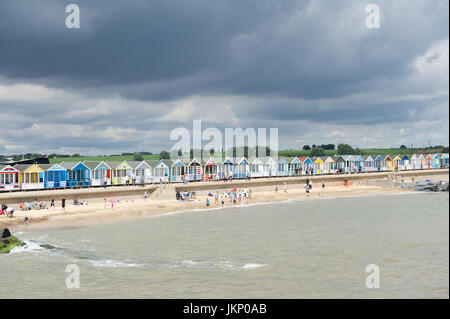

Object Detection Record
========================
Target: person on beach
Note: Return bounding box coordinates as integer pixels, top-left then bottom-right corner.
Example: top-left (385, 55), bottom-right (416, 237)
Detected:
top-left (144, 191), bottom-right (148, 199)
top-left (6, 207), bottom-right (14, 218)
top-left (61, 198), bottom-right (66, 211)
top-left (50, 199), bottom-right (55, 208)
top-left (275, 186), bottom-right (278, 192)
top-left (305, 183), bottom-right (310, 196)
top-left (214, 192), bottom-right (219, 205)
top-left (206, 198), bottom-right (210, 207)
top-left (283, 182), bottom-right (287, 193)
top-left (221, 196), bottom-right (225, 205)
top-left (322, 182), bottom-right (325, 191)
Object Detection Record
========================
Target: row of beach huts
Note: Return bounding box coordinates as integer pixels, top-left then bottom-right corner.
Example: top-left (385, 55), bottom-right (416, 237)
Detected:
top-left (0, 153), bottom-right (448, 191)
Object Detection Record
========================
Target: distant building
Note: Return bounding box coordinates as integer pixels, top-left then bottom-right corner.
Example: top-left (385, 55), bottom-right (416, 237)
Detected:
top-left (0, 157), bottom-right (50, 166)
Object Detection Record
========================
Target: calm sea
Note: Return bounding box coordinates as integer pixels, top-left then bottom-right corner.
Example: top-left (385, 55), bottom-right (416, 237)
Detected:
top-left (1, 192), bottom-right (448, 298)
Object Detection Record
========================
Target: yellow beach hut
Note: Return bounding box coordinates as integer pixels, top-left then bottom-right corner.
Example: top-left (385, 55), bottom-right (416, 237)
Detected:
top-left (384, 155), bottom-right (393, 171)
top-left (313, 157), bottom-right (324, 175)
top-left (15, 164), bottom-right (45, 190)
top-left (393, 155), bottom-right (402, 171)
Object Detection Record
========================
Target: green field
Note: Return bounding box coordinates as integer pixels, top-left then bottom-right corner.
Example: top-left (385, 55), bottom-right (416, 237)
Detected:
top-left (49, 154), bottom-right (160, 164)
top-left (44, 147), bottom-right (446, 164)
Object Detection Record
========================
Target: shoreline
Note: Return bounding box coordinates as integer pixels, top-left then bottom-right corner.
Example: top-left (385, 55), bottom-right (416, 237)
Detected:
top-left (2, 184), bottom-right (419, 231)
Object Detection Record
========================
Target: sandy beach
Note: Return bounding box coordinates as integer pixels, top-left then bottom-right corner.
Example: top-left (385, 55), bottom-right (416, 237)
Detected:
top-left (1, 169), bottom-right (448, 230)
top-left (0, 183), bottom-right (413, 230)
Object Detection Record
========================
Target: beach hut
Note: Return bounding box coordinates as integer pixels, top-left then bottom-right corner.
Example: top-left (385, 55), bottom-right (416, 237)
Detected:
top-left (151, 160), bottom-right (171, 183)
top-left (440, 154), bottom-right (449, 168)
top-left (363, 156), bottom-right (374, 172)
top-left (355, 155), bottom-right (364, 172)
top-left (186, 158), bottom-right (202, 181)
top-left (277, 157), bottom-right (289, 176)
top-left (220, 157), bottom-right (235, 180)
top-left (401, 155), bottom-right (410, 170)
top-left (418, 154), bottom-right (425, 169)
top-left (301, 157), bottom-right (313, 174)
top-left (289, 157), bottom-right (302, 176)
top-left (332, 156), bottom-right (345, 173)
top-left (106, 161), bottom-right (133, 185)
top-left (313, 157), bottom-right (324, 175)
top-left (61, 162), bottom-right (91, 187)
top-left (15, 164), bottom-right (45, 190)
top-left (0, 165), bottom-right (20, 191)
top-left (425, 154), bottom-right (433, 169)
top-left (43, 163), bottom-right (68, 189)
top-left (170, 159), bottom-right (186, 182)
top-left (126, 161), bottom-right (152, 185)
top-left (323, 156), bottom-right (334, 174)
top-left (202, 158), bottom-right (218, 180)
top-left (235, 157), bottom-right (249, 179)
top-left (383, 155), bottom-right (393, 171)
top-left (410, 154), bottom-right (418, 170)
top-left (342, 155), bottom-right (355, 173)
top-left (374, 155), bottom-right (383, 171)
top-left (84, 161), bottom-right (112, 186)
top-left (393, 155), bottom-right (402, 171)
top-left (250, 158), bottom-right (264, 178)
top-left (263, 157), bottom-right (278, 177)
top-left (432, 154), bottom-right (440, 169)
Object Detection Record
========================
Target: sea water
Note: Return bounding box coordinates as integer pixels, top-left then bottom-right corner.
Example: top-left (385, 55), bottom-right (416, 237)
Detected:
top-left (1, 192), bottom-right (448, 298)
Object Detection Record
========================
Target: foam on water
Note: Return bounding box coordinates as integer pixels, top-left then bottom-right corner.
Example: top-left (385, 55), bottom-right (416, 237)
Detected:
top-left (9, 240), bottom-right (46, 254)
top-left (89, 259), bottom-right (145, 268)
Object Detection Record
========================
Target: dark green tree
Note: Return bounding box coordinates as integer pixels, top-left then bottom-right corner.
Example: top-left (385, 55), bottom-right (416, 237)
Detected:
top-left (133, 152), bottom-right (144, 161)
top-left (311, 147), bottom-right (326, 157)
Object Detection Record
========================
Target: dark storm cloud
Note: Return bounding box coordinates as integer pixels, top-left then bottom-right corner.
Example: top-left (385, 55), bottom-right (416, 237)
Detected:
top-left (0, 0), bottom-right (448, 153)
top-left (1, 0), bottom-right (445, 99)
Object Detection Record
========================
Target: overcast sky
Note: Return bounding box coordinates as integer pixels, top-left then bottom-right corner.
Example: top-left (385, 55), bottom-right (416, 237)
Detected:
top-left (0, 0), bottom-right (448, 155)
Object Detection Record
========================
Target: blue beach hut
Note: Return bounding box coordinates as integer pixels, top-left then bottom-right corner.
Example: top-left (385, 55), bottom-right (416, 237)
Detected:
top-left (235, 157), bottom-right (249, 178)
top-left (61, 162), bottom-right (91, 187)
top-left (43, 164), bottom-right (68, 189)
top-left (374, 155), bottom-right (383, 171)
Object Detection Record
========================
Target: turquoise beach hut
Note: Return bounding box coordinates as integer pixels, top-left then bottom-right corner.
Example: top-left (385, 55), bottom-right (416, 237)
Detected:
top-left (289, 157), bottom-right (302, 176)
top-left (170, 159), bottom-right (186, 182)
top-left (440, 154), bottom-right (449, 168)
top-left (277, 157), bottom-right (289, 176)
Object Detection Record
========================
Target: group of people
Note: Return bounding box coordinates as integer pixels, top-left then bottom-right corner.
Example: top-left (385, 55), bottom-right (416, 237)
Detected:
top-left (274, 182), bottom-right (288, 193)
top-left (0, 203), bottom-right (14, 217)
top-left (19, 199), bottom-right (47, 211)
top-left (205, 186), bottom-right (252, 207)
top-left (176, 190), bottom-right (197, 201)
